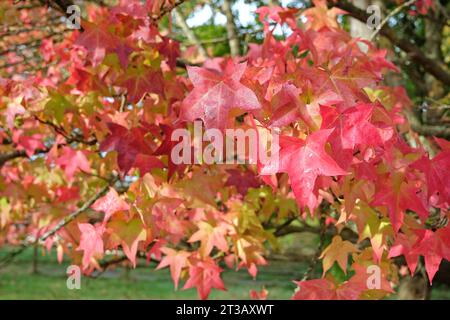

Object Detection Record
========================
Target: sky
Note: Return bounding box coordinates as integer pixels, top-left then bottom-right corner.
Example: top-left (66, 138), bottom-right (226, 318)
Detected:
top-left (186, 0), bottom-right (303, 28)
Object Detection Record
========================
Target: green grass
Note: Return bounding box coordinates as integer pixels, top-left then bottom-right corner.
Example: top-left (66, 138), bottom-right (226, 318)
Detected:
top-left (0, 248), bottom-right (302, 299)
top-left (1, 247), bottom-right (449, 299)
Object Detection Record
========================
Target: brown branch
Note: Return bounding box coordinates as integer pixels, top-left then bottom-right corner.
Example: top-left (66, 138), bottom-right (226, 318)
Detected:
top-left (39, 179), bottom-right (116, 242)
top-left (404, 108), bottom-right (450, 139)
top-left (0, 16), bottom-right (63, 39)
top-left (176, 58), bottom-right (200, 68)
top-left (0, 31), bottom-right (68, 55)
top-left (369, 0), bottom-right (416, 41)
top-left (37, 0), bottom-right (74, 16)
top-left (0, 147), bottom-right (49, 168)
top-left (274, 225), bottom-right (320, 237)
top-left (34, 116), bottom-right (98, 146)
top-left (0, 128), bottom-right (96, 169)
top-left (328, 0), bottom-right (450, 86)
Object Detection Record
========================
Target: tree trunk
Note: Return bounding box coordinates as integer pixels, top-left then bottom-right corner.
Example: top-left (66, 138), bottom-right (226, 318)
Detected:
top-left (173, 7), bottom-right (208, 60)
top-left (349, 0), bottom-right (372, 40)
top-left (222, 0), bottom-right (240, 57)
top-left (424, 6), bottom-right (445, 99)
top-left (397, 275), bottom-right (431, 300)
top-left (31, 243), bottom-right (39, 274)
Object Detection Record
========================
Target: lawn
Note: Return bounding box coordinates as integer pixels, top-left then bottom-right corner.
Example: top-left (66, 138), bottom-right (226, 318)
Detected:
top-left (0, 247), bottom-right (302, 299)
top-left (1, 247), bottom-right (449, 300)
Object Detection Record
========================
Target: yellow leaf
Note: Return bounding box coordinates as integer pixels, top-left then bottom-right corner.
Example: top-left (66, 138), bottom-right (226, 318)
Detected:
top-left (320, 235), bottom-right (358, 275)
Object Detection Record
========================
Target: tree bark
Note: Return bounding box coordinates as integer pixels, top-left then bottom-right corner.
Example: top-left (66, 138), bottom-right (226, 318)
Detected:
top-left (424, 6), bottom-right (445, 99)
top-left (222, 0), bottom-right (240, 57)
top-left (349, 0), bottom-right (371, 40)
top-left (397, 275), bottom-right (431, 300)
top-left (173, 7), bottom-right (208, 59)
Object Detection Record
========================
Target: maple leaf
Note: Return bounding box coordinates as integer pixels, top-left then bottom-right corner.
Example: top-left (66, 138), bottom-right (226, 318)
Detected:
top-left (256, 5), bottom-right (299, 32)
top-left (263, 129), bottom-right (347, 211)
top-left (55, 186), bottom-right (80, 202)
top-left (132, 154), bottom-right (165, 176)
top-left (75, 20), bottom-right (118, 66)
top-left (156, 247), bottom-right (191, 289)
top-left (54, 147), bottom-right (91, 181)
top-left (249, 287), bottom-right (269, 300)
top-left (177, 168), bottom-right (225, 207)
top-left (293, 267), bottom-right (389, 300)
top-left (320, 103), bottom-right (382, 150)
top-left (180, 60), bottom-right (261, 131)
top-left (306, 58), bottom-right (378, 106)
top-left (388, 232), bottom-right (421, 275)
top-left (412, 150), bottom-right (450, 203)
top-left (346, 263), bottom-right (394, 296)
top-left (188, 221), bottom-right (229, 257)
top-left (118, 65), bottom-right (164, 103)
top-left (91, 187), bottom-right (130, 223)
top-left (293, 278), bottom-right (363, 300)
top-left (320, 235), bottom-right (358, 275)
top-left (268, 83), bottom-right (304, 128)
top-left (355, 205), bottom-right (392, 263)
top-left (302, 0), bottom-right (347, 30)
top-left (100, 122), bottom-right (163, 174)
top-left (293, 279), bottom-right (336, 300)
top-left (183, 257), bottom-right (226, 300)
top-left (12, 132), bottom-right (45, 158)
top-left (410, 227), bottom-right (450, 284)
top-left (372, 174), bottom-right (429, 233)
top-left (434, 137), bottom-right (450, 151)
top-left (303, 89), bottom-right (343, 130)
top-left (5, 96), bottom-right (26, 129)
top-left (113, 39), bottom-right (134, 69)
top-left (153, 124), bottom-right (190, 178)
top-left (225, 169), bottom-right (261, 196)
top-left (77, 223), bottom-right (105, 270)
top-left (108, 218), bottom-right (147, 267)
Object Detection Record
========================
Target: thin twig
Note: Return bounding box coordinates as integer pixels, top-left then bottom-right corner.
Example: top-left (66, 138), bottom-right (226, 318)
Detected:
top-left (370, 0), bottom-right (416, 41)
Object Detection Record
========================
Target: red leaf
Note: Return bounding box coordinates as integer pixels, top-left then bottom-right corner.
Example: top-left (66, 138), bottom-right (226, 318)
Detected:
top-left (77, 223), bottom-right (105, 270)
top-left (156, 247), bottom-right (191, 289)
top-left (264, 129), bottom-right (347, 211)
top-left (183, 257), bottom-right (225, 300)
top-left (75, 20), bottom-right (118, 66)
top-left (411, 226), bottom-right (450, 284)
top-left (92, 187), bottom-right (130, 223)
top-left (100, 122), bottom-right (159, 174)
top-left (321, 103), bottom-right (382, 150)
top-left (372, 175), bottom-right (429, 233)
top-left (180, 59), bottom-right (261, 131)
top-left (55, 147), bottom-right (91, 181)
top-left (118, 67), bottom-right (164, 103)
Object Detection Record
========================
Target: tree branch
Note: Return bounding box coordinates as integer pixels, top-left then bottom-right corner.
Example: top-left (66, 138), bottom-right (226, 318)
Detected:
top-left (404, 108), bottom-right (450, 139)
top-left (151, 0), bottom-right (186, 22)
top-left (0, 176), bottom-right (118, 269)
top-left (369, 0), bottom-right (415, 41)
top-left (0, 147), bottom-right (49, 168)
top-left (328, 0), bottom-right (450, 86)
